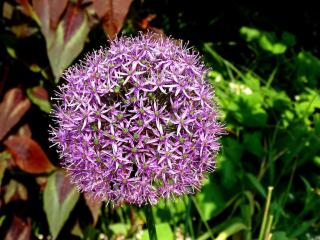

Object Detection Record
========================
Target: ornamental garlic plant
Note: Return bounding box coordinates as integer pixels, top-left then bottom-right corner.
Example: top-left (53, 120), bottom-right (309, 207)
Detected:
top-left (50, 33), bottom-right (223, 206)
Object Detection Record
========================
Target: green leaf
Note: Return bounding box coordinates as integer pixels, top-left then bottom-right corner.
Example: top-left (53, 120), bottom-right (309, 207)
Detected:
top-left (281, 32), bottom-right (296, 47)
top-left (109, 223), bottom-right (130, 235)
top-left (34, 4), bottom-right (90, 82)
top-left (0, 215), bottom-right (6, 227)
top-left (29, 64), bottom-right (42, 72)
top-left (245, 173), bottom-right (266, 197)
top-left (219, 138), bottom-right (243, 189)
top-left (289, 218), bottom-right (317, 238)
top-left (6, 47), bottom-right (17, 58)
top-left (294, 89), bottom-right (320, 118)
top-left (240, 27), bottom-right (261, 42)
top-left (295, 51), bottom-right (320, 88)
top-left (227, 87), bottom-right (268, 127)
top-left (314, 113), bottom-right (320, 134)
top-left (272, 231), bottom-right (289, 240)
top-left (0, 152), bottom-right (10, 187)
top-left (154, 203), bottom-right (171, 223)
top-left (71, 221), bottom-right (83, 238)
top-left (0, 161), bottom-right (6, 187)
top-left (243, 132), bottom-right (264, 157)
top-left (27, 87), bottom-right (51, 113)
top-left (313, 156), bottom-right (320, 168)
top-left (261, 87), bottom-right (291, 111)
top-left (44, 170), bottom-right (80, 240)
top-left (300, 176), bottom-right (315, 211)
top-left (197, 217), bottom-right (244, 240)
top-left (195, 178), bottom-right (226, 221)
top-left (155, 198), bottom-right (186, 223)
top-left (259, 35), bottom-right (287, 54)
top-left (243, 73), bottom-right (260, 91)
top-left (141, 223), bottom-right (173, 240)
top-left (240, 204), bottom-right (253, 237)
top-left (233, 99), bottom-right (268, 127)
top-left (215, 222), bottom-right (248, 240)
top-left (247, 108), bottom-right (268, 127)
top-left (48, 13), bottom-right (89, 81)
top-left (240, 26), bottom-right (289, 54)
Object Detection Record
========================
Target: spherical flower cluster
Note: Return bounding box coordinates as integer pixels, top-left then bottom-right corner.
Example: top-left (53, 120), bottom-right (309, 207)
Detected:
top-left (50, 33), bottom-right (223, 206)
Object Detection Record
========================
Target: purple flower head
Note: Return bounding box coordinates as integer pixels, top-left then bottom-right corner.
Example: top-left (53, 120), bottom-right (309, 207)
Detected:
top-left (49, 32), bottom-right (223, 206)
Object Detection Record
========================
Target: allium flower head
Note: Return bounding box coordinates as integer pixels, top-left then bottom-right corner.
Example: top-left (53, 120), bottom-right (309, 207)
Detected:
top-left (50, 33), bottom-right (223, 206)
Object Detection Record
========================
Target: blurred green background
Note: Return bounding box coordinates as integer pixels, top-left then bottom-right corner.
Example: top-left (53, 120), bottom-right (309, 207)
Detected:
top-left (0, 0), bottom-right (319, 239)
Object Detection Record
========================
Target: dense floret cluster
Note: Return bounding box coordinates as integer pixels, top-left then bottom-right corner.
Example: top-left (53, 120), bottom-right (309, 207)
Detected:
top-left (50, 33), bottom-right (222, 205)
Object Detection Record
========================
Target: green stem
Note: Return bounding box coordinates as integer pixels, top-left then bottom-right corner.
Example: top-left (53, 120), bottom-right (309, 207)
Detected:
top-left (275, 157), bottom-right (297, 225)
top-left (258, 186), bottom-right (273, 240)
top-left (144, 205), bottom-right (158, 240)
top-left (265, 214), bottom-right (274, 240)
top-left (184, 196), bottom-right (195, 240)
top-left (191, 196), bottom-right (215, 240)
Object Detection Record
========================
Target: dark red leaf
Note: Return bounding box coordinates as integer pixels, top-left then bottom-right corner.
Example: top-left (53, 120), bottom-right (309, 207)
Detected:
top-left (93, 0), bottom-right (133, 38)
top-left (49, 0), bottom-right (69, 29)
top-left (3, 2), bottom-right (14, 19)
top-left (27, 86), bottom-right (51, 113)
top-left (92, 0), bottom-right (109, 18)
top-left (32, 0), bottom-right (50, 37)
top-left (17, 0), bottom-right (36, 18)
top-left (9, 24), bottom-right (37, 38)
top-left (55, 170), bottom-right (74, 203)
top-left (63, 4), bottom-right (85, 42)
top-left (84, 192), bottom-right (101, 225)
top-left (16, 124), bottom-right (32, 138)
top-left (0, 88), bottom-right (31, 141)
top-left (138, 14), bottom-right (163, 34)
top-left (4, 216), bottom-right (31, 240)
top-left (32, 0), bottom-right (68, 30)
top-left (4, 136), bottom-right (55, 174)
top-left (3, 180), bottom-right (28, 204)
top-left (29, 86), bottom-right (49, 100)
top-left (36, 176), bottom-right (48, 192)
top-left (139, 14), bottom-right (156, 29)
top-left (30, 0), bottom-right (90, 80)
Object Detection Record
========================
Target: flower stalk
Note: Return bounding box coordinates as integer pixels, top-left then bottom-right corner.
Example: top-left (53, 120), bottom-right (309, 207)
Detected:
top-left (144, 205), bottom-right (158, 240)
top-left (258, 186), bottom-right (274, 240)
